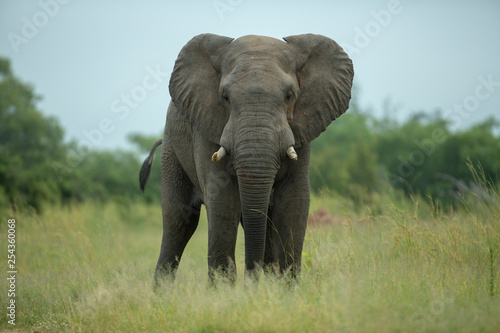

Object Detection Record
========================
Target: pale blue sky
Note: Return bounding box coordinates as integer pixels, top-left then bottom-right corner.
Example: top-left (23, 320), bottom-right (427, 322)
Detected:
top-left (1, 0), bottom-right (499, 149)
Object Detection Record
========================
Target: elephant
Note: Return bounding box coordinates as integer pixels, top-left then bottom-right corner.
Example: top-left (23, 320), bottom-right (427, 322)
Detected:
top-left (140, 33), bottom-right (354, 284)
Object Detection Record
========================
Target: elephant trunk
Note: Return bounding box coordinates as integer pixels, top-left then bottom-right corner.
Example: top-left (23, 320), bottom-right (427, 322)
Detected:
top-left (237, 168), bottom-right (275, 277)
top-left (236, 153), bottom-right (278, 279)
top-left (232, 119), bottom-right (281, 278)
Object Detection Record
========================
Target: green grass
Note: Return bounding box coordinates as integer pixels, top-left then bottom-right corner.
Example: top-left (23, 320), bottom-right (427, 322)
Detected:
top-left (1, 190), bottom-right (499, 332)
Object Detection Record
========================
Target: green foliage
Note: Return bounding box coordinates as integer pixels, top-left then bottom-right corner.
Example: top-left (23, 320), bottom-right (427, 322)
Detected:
top-left (54, 135), bottom-right (162, 205)
top-left (0, 58), bottom-right (163, 211)
top-left (376, 114), bottom-right (500, 205)
top-left (310, 108), bottom-right (500, 209)
top-left (1, 55), bottom-right (499, 212)
top-left (77, 150), bottom-right (141, 202)
top-left (376, 113), bottom-right (452, 196)
top-left (0, 58), bottom-right (66, 211)
top-left (310, 110), bottom-right (383, 209)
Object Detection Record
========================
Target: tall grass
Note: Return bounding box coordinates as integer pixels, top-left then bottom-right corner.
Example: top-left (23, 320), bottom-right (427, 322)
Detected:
top-left (1, 177), bottom-right (499, 332)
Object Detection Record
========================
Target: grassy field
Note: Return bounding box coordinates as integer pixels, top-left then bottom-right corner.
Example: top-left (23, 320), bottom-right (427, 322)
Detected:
top-left (1, 189), bottom-right (499, 332)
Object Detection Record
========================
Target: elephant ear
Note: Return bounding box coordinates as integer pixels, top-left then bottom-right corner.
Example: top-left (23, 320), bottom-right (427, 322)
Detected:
top-left (169, 34), bottom-right (234, 144)
top-left (284, 34), bottom-right (354, 147)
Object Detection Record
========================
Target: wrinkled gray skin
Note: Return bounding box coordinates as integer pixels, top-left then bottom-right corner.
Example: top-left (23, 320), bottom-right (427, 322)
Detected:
top-left (140, 33), bottom-right (353, 284)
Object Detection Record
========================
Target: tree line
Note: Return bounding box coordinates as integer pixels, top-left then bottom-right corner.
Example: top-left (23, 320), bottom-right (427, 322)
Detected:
top-left (1, 58), bottom-right (499, 212)
top-left (310, 109), bottom-right (500, 209)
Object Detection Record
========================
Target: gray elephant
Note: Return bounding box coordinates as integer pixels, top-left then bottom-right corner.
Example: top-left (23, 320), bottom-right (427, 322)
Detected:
top-left (140, 33), bottom-right (354, 283)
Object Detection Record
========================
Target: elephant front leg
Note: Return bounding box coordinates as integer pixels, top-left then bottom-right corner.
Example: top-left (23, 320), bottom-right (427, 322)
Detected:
top-left (205, 183), bottom-right (241, 285)
top-left (269, 168), bottom-right (311, 280)
top-left (263, 219), bottom-right (279, 274)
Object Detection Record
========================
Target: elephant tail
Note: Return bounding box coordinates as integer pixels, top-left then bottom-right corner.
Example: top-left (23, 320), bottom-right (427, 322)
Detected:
top-left (139, 139), bottom-right (162, 192)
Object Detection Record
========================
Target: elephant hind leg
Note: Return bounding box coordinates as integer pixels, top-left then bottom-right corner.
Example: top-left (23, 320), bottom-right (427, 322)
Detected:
top-left (154, 146), bottom-right (202, 287)
top-left (154, 199), bottom-right (200, 285)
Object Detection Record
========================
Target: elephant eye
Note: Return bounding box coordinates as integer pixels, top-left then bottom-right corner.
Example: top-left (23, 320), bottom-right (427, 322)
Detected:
top-left (285, 90), bottom-right (294, 103)
top-left (222, 92), bottom-right (230, 103)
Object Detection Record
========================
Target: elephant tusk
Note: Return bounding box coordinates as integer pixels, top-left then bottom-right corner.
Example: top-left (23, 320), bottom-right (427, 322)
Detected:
top-left (212, 146), bottom-right (227, 162)
top-left (287, 146), bottom-right (298, 161)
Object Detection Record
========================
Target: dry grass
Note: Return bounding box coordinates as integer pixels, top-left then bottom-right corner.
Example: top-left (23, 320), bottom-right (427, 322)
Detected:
top-left (1, 183), bottom-right (499, 332)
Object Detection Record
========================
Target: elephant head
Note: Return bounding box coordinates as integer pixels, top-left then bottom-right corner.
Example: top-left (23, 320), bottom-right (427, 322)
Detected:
top-left (169, 33), bottom-right (354, 274)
